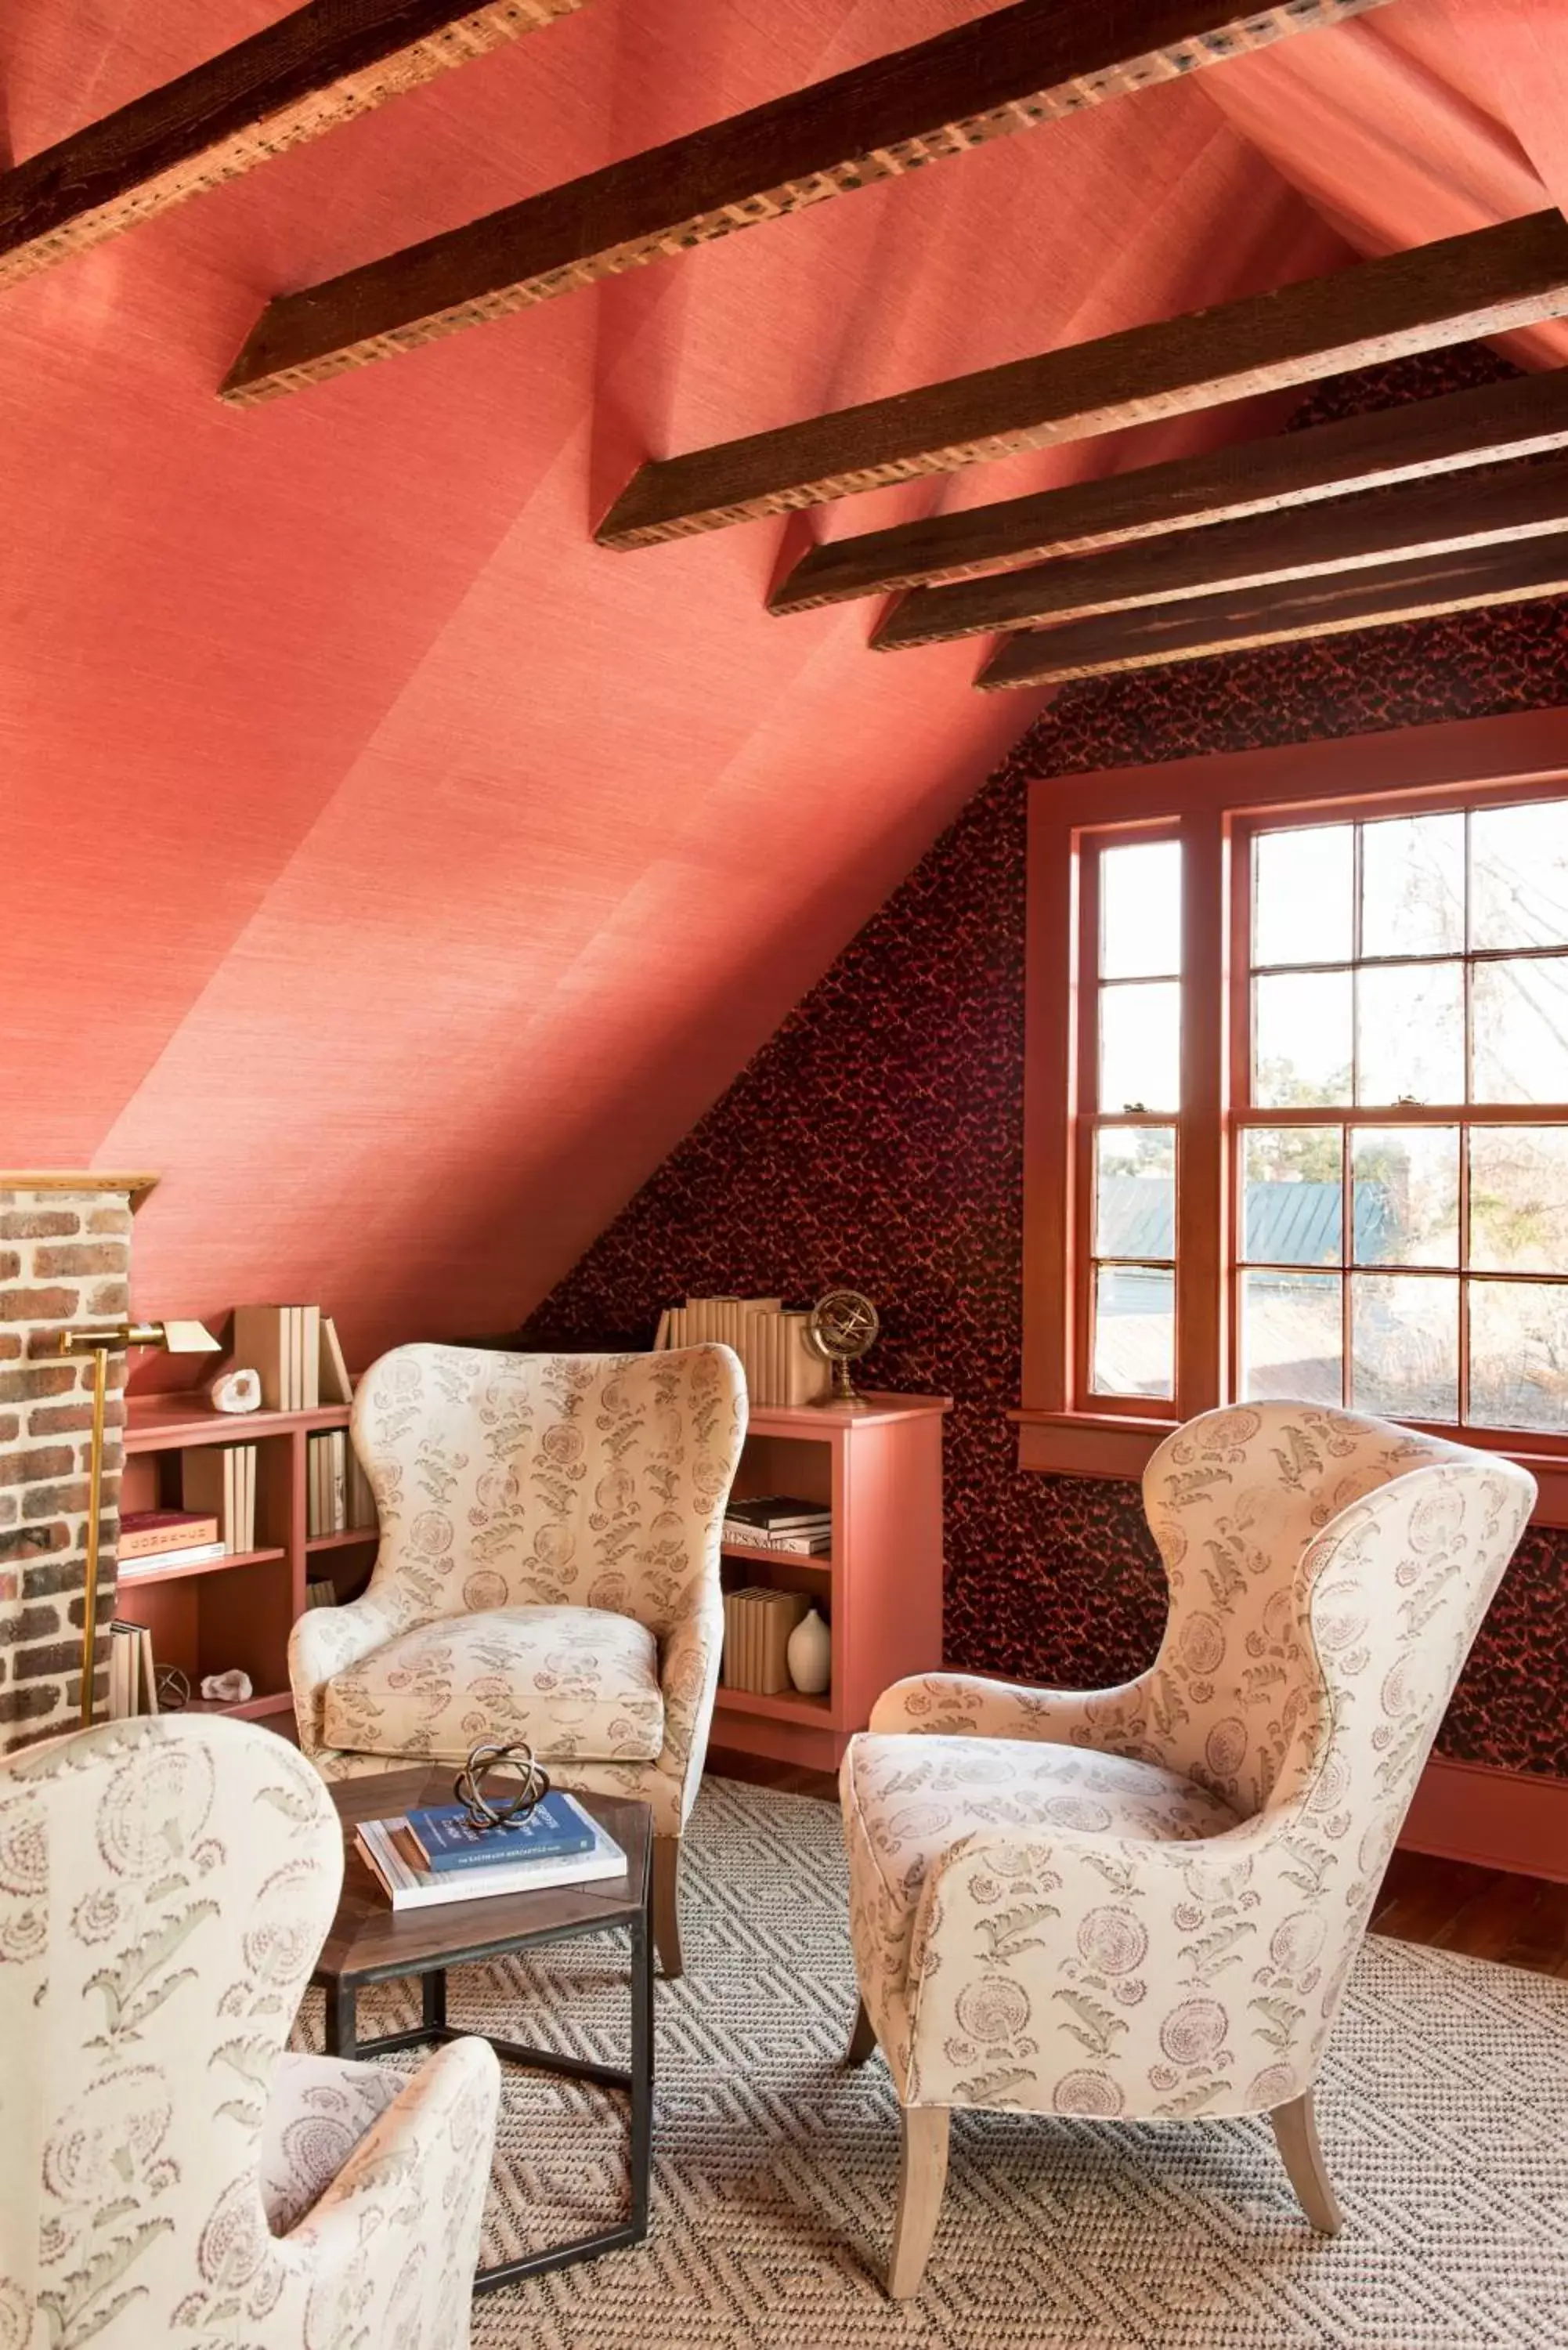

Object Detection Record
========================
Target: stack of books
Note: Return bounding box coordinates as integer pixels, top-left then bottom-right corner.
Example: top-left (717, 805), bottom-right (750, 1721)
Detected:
top-left (230, 1307), bottom-right (354, 1413)
top-left (179, 1444), bottom-right (257, 1554)
top-left (356, 1791), bottom-right (626, 1911)
top-left (108, 1618), bottom-right (157, 1716)
top-left (653, 1296), bottom-right (831, 1406)
top-left (722, 1495), bottom-right (833, 1556)
top-left (307, 1429), bottom-right (377, 1537)
top-left (117, 1509), bottom-right (226, 1578)
top-left (722, 1587), bottom-right (811, 1694)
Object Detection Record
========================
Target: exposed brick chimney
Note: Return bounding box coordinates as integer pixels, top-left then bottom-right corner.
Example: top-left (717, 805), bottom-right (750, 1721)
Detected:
top-left (0, 1174), bottom-right (156, 1752)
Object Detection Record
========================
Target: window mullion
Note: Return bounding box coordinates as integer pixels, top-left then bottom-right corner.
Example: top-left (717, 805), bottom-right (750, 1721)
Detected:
top-left (1175, 805), bottom-right (1226, 1416)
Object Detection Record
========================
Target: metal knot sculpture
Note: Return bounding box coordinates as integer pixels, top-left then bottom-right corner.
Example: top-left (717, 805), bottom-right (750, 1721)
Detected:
top-left (453, 1738), bottom-right (551, 1833)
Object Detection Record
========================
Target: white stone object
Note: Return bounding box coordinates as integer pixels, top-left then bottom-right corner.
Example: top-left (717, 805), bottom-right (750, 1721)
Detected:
top-left (209, 1365), bottom-right (262, 1413)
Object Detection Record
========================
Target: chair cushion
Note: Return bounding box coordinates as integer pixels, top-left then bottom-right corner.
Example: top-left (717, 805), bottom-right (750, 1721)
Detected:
top-left (260, 2054), bottom-right (403, 2235)
top-left (321, 1603), bottom-right (665, 1764)
top-left (843, 1732), bottom-right (1240, 1993)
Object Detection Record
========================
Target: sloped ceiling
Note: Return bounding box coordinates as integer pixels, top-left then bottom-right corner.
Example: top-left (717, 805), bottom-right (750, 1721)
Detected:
top-left (2, 0), bottom-right (1566, 1364)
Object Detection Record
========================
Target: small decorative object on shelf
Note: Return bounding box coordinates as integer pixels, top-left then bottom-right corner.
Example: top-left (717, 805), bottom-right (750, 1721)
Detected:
top-left (207, 1365), bottom-right (262, 1414)
top-left (786, 1606), bottom-right (832, 1695)
top-left (155, 1663), bottom-right (191, 1712)
top-left (200, 1668), bottom-right (252, 1705)
top-left (453, 1738), bottom-right (551, 1832)
top-left (806, 1289), bottom-right (880, 1407)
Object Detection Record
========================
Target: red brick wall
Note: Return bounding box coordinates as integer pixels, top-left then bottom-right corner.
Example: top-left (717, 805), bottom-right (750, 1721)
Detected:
top-left (0, 1184), bottom-right (132, 1748)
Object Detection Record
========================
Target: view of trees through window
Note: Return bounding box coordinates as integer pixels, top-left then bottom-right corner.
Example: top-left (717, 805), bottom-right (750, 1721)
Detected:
top-left (1086, 800), bottom-right (1568, 1435)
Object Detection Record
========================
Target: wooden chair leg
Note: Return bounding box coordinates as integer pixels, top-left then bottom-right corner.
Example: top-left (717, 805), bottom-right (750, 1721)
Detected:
top-left (846, 1996), bottom-right (877, 2066)
top-left (652, 1834), bottom-right (684, 1979)
top-left (1271, 2089), bottom-right (1343, 2235)
top-left (887, 2106), bottom-right (949, 2301)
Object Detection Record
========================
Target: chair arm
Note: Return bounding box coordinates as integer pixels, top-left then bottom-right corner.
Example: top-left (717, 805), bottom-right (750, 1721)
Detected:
top-left (902, 1810), bottom-right (1343, 2118)
top-left (287, 1591), bottom-right (409, 1758)
top-left (649, 1578), bottom-right (725, 1829)
top-left (869, 1668), bottom-right (1150, 1749)
top-left (276, 2038), bottom-right (500, 2337)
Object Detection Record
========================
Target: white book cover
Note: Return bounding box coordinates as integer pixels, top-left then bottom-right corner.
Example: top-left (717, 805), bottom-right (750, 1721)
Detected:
top-left (117, 1540), bottom-right (229, 1577)
top-left (356, 1806), bottom-right (626, 1911)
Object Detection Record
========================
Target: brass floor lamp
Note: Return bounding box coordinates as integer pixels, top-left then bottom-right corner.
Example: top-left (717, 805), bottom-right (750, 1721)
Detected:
top-left (60, 1318), bottom-right (221, 1727)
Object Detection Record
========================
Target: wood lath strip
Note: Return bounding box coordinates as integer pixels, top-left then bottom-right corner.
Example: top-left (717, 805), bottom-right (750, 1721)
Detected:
top-left (771, 366), bottom-right (1568, 613)
top-left (977, 533), bottom-right (1568, 689)
top-left (598, 212), bottom-right (1568, 549)
top-left (874, 443), bottom-right (1568, 647)
top-left (219, 0), bottom-right (1389, 406)
top-left (0, 0), bottom-right (583, 293)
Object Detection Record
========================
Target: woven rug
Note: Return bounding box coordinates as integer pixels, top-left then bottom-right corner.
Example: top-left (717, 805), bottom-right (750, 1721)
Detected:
top-left (294, 1778), bottom-right (1568, 2349)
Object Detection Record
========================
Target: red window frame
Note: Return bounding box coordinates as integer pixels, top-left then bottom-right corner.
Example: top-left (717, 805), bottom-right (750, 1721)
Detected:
top-left (1017, 707), bottom-right (1568, 1523)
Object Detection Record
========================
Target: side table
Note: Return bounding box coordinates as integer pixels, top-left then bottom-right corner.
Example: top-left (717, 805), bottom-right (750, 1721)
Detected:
top-left (316, 1769), bottom-right (653, 2293)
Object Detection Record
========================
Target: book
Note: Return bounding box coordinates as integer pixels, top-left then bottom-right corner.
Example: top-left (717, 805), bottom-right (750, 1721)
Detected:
top-left (117, 1539), bottom-right (229, 1577)
top-left (356, 1812), bottom-right (626, 1911)
top-left (348, 1446), bottom-right (376, 1532)
top-left (723, 1524), bottom-right (832, 1556)
top-left (233, 1305), bottom-right (290, 1410)
top-left (108, 1619), bottom-right (157, 1715)
top-left (724, 1495), bottom-right (831, 1531)
top-left (406, 1791), bottom-right (598, 1875)
top-left (319, 1315), bottom-right (352, 1405)
top-left (118, 1509), bottom-right (220, 1559)
top-left (305, 1578), bottom-right (338, 1610)
top-left (181, 1445), bottom-right (256, 1555)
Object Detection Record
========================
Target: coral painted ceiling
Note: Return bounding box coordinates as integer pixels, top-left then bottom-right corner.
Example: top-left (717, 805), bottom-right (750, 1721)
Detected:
top-left (3, 0), bottom-right (1566, 1363)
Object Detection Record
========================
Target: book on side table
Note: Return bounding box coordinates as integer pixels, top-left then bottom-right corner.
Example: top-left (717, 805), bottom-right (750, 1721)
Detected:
top-left (356, 1791), bottom-right (625, 1911)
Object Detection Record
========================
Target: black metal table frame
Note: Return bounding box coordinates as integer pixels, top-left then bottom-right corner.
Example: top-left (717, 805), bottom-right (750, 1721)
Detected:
top-left (317, 1880), bottom-right (654, 2293)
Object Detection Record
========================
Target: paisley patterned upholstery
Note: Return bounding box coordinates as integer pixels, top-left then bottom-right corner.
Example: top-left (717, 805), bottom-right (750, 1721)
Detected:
top-left (320, 1606), bottom-right (664, 1765)
top-left (843, 1404), bottom-right (1534, 2124)
top-left (291, 1345), bottom-right (746, 1841)
top-left (0, 1715), bottom-right (500, 2350)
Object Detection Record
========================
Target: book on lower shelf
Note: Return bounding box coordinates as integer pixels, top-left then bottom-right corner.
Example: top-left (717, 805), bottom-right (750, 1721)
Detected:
top-left (108, 1619), bottom-right (157, 1717)
top-left (117, 1540), bottom-right (229, 1579)
top-left (722, 1586), bottom-right (811, 1695)
top-left (356, 1803), bottom-right (625, 1910)
top-left (119, 1509), bottom-right (219, 1560)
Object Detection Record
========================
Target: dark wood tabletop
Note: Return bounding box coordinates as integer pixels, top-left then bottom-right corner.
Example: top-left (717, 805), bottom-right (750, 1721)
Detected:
top-left (317, 1767), bottom-right (652, 1988)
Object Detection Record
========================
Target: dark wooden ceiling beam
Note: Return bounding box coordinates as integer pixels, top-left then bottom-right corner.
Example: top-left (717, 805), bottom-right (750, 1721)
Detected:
top-left (874, 440), bottom-right (1568, 648)
top-left (772, 364), bottom-right (1568, 613)
top-left (977, 533), bottom-right (1568, 689)
top-left (598, 211), bottom-right (1568, 549)
top-left (0, 0), bottom-right (584, 293)
top-left (219, 0), bottom-right (1390, 405)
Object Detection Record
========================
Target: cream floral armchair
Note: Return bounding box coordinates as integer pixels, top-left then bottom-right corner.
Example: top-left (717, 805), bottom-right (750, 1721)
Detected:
top-left (0, 1714), bottom-right (499, 2349)
top-left (840, 1402), bottom-right (1535, 2298)
top-left (291, 1343), bottom-right (746, 1976)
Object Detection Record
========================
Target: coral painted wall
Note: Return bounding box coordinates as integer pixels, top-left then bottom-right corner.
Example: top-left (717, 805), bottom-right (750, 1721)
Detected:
top-left (525, 350), bottom-right (1568, 1785)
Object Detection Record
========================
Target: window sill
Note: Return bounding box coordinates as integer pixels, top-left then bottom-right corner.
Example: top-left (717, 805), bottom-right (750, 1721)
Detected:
top-left (1010, 1408), bottom-right (1568, 1528)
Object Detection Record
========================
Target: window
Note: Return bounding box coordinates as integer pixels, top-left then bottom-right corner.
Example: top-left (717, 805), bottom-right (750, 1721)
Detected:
top-left (1021, 711), bottom-right (1568, 1517)
top-left (1237, 802), bottom-right (1568, 1433)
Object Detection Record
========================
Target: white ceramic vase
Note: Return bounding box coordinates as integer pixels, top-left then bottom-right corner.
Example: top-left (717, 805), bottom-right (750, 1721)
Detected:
top-left (787, 1606), bottom-right (831, 1696)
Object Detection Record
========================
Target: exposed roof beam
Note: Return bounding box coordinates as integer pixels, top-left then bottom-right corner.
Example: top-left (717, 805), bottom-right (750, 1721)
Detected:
top-left (598, 211), bottom-right (1568, 549)
top-left (874, 441), bottom-right (1568, 648)
top-left (977, 533), bottom-right (1568, 689)
top-left (0, 1), bottom-right (583, 294)
top-left (771, 365), bottom-right (1568, 613)
top-left (219, 0), bottom-right (1389, 405)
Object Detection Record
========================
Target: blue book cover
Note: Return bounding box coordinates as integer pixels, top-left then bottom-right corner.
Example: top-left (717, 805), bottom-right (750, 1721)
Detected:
top-left (406, 1793), bottom-right (597, 1874)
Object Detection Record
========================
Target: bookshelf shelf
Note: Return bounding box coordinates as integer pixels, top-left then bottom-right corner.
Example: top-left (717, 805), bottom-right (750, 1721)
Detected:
top-left (117, 1543), bottom-right (287, 1589)
top-left (113, 1392), bottom-right (372, 1734)
top-left (711, 1391), bottom-right (949, 1774)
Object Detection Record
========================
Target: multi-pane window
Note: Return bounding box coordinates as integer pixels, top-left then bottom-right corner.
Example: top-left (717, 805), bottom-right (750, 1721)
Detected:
top-left (1237, 800), bottom-right (1568, 1434)
top-left (1086, 836), bottom-right (1182, 1405)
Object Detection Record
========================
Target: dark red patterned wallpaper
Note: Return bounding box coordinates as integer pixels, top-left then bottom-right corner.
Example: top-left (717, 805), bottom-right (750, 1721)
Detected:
top-left (523, 346), bottom-right (1568, 1781)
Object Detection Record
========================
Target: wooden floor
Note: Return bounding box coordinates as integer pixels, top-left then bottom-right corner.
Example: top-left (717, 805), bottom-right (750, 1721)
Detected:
top-left (707, 1747), bottom-right (1568, 1981)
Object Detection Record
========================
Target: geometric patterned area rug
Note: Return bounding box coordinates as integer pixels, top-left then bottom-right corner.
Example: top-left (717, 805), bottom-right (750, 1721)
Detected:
top-left (294, 1779), bottom-right (1568, 2349)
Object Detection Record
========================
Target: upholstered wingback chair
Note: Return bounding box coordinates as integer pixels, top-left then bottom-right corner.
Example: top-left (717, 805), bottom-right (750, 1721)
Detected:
top-left (0, 1714), bottom-right (499, 2348)
top-left (840, 1402), bottom-right (1534, 2297)
top-left (291, 1343), bottom-right (746, 1976)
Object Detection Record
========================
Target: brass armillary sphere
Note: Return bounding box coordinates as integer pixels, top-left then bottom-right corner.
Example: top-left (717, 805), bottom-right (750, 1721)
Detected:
top-left (806, 1288), bottom-right (880, 1408)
